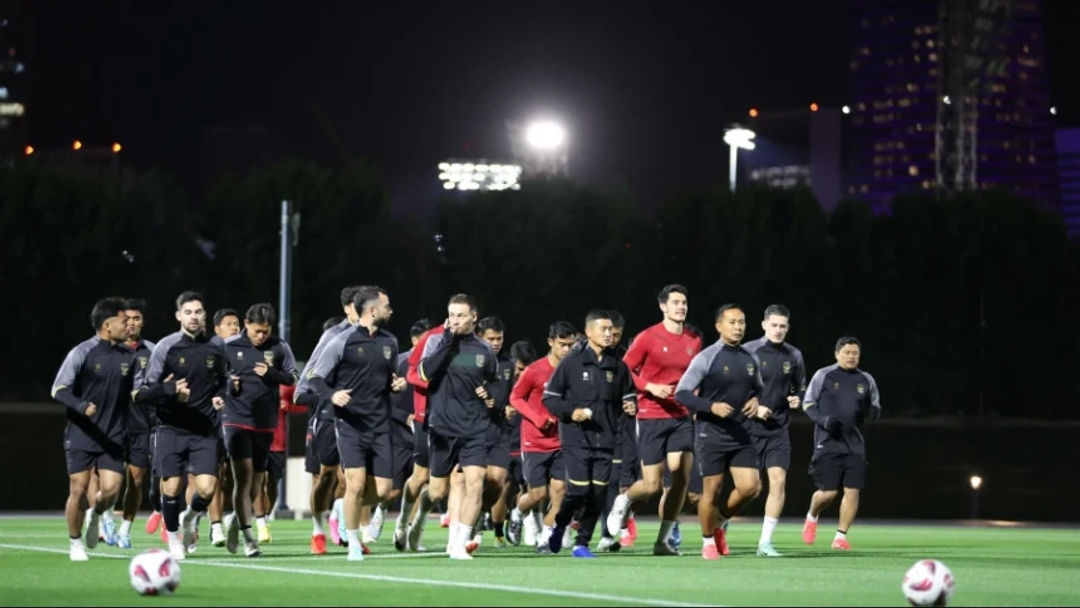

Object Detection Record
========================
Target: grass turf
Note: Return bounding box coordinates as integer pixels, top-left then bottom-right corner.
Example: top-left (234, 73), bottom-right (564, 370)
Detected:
top-left (0, 516), bottom-right (1078, 606)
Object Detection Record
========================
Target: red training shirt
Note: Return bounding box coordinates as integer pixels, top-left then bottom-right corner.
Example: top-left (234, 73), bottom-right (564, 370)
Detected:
top-left (511, 356), bottom-right (561, 453)
top-left (623, 322), bottom-right (702, 419)
top-left (273, 384), bottom-right (306, 453)
top-left (406, 326), bottom-right (445, 423)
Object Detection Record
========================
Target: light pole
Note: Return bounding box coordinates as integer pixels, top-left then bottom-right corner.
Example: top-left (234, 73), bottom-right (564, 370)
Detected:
top-left (969, 475), bottom-right (983, 519)
top-left (723, 126), bottom-right (756, 192)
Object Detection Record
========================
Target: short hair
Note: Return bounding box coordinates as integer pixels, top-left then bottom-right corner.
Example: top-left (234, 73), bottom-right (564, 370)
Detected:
top-left (763, 304), bottom-right (791, 321)
top-left (340, 285), bottom-right (362, 309)
top-left (410, 318), bottom-right (434, 337)
top-left (91, 297), bottom-right (128, 330)
top-left (835, 336), bottom-right (862, 352)
top-left (585, 309), bottom-right (611, 326)
top-left (124, 298), bottom-right (147, 315)
top-left (352, 285), bottom-right (385, 313)
top-left (608, 309), bottom-right (626, 329)
top-left (658, 283), bottom-right (688, 304)
top-left (213, 308), bottom-right (239, 328)
top-left (175, 290), bottom-right (204, 311)
top-left (244, 302), bottom-right (276, 326)
top-left (714, 303), bottom-right (743, 321)
top-left (323, 316), bottom-right (345, 331)
top-left (448, 293), bottom-right (478, 313)
top-left (477, 316), bottom-right (505, 334)
top-left (548, 321), bottom-right (576, 339)
top-left (509, 340), bottom-right (538, 366)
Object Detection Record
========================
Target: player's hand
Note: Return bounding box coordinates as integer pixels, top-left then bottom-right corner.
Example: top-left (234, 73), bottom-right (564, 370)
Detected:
top-left (755, 405), bottom-right (772, 420)
top-left (84, 402), bottom-right (98, 417)
top-left (505, 405), bottom-right (516, 419)
top-left (710, 402), bottom-right (734, 418)
top-left (175, 378), bottom-right (191, 403)
top-left (787, 395), bottom-right (801, 409)
top-left (645, 382), bottom-right (675, 400)
top-left (622, 400), bottom-right (637, 416)
top-left (331, 389), bottom-right (353, 407)
top-left (280, 398), bottom-right (289, 410)
top-left (406, 414), bottom-right (414, 429)
top-left (542, 416), bottom-right (557, 432)
top-left (741, 397), bottom-right (760, 416)
top-left (230, 374), bottom-right (241, 393)
top-left (475, 385), bottom-right (491, 400)
top-left (571, 408), bottom-right (591, 422)
top-left (253, 362), bottom-right (269, 377)
top-left (211, 396), bottom-right (225, 411)
top-left (822, 416), bottom-right (842, 434)
top-left (391, 374), bottom-right (407, 392)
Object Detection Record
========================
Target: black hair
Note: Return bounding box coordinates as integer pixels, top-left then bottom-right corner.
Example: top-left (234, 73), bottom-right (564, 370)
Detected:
top-left (763, 304), bottom-right (791, 321)
top-left (213, 308), bottom-right (239, 328)
top-left (714, 303), bottom-right (743, 321)
top-left (548, 321), bottom-right (576, 339)
top-left (124, 298), bottom-right (147, 314)
top-left (323, 316), bottom-right (345, 332)
top-left (175, 290), bottom-right (204, 311)
top-left (244, 302), bottom-right (276, 326)
top-left (340, 285), bottom-right (362, 309)
top-left (585, 309), bottom-right (611, 326)
top-left (352, 285), bottom-right (385, 313)
top-left (448, 293), bottom-right (478, 313)
top-left (835, 336), bottom-right (862, 352)
top-left (91, 297), bottom-right (128, 330)
top-left (658, 283), bottom-right (688, 304)
top-left (410, 318), bottom-right (434, 337)
top-left (609, 309), bottom-right (626, 329)
top-left (509, 340), bottom-right (538, 366)
top-left (478, 316), bottom-right (505, 334)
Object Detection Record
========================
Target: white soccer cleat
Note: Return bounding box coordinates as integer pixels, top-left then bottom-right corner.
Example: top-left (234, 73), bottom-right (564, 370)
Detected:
top-left (180, 509), bottom-right (199, 551)
top-left (211, 524), bottom-right (226, 547)
top-left (84, 510), bottom-right (101, 549)
top-left (596, 536), bottom-right (622, 553)
top-left (448, 547), bottom-right (474, 560)
top-left (69, 541), bottom-right (88, 562)
top-left (244, 539), bottom-right (262, 557)
top-left (606, 493), bottom-right (631, 537)
top-left (362, 527), bottom-right (375, 545)
top-left (225, 513), bottom-right (240, 554)
top-left (369, 505), bottom-right (386, 541)
top-left (168, 539), bottom-right (186, 561)
top-left (523, 512), bottom-right (539, 546)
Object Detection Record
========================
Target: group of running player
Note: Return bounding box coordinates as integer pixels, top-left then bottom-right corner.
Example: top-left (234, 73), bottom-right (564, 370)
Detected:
top-left (54, 283), bottom-right (881, 563)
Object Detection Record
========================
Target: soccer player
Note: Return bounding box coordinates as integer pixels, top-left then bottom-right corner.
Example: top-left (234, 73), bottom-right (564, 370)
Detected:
top-left (801, 336), bottom-right (881, 551)
top-left (206, 307), bottom-right (241, 547)
top-left (367, 318), bottom-right (432, 544)
top-left (493, 339), bottom-right (536, 547)
top-left (294, 287), bottom-right (360, 554)
top-left (742, 304), bottom-right (807, 557)
top-left (116, 299), bottom-right (156, 549)
top-left (306, 286), bottom-right (406, 561)
top-left (674, 303), bottom-right (765, 560)
top-left (256, 381), bottom-right (305, 543)
top-left (414, 293), bottom-right (497, 560)
top-left (507, 321), bottom-right (575, 548)
top-left (53, 297), bottom-right (134, 561)
top-left (475, 316), bottom-right (513, 547)
top-left (543, 310), bottom-right (637, 558)
top-left (133, 291), bottom-right (228, 560)
top-left (609, 285), bottom-right (702, 555)
top-left (221, 303), bottom-right (299, 557)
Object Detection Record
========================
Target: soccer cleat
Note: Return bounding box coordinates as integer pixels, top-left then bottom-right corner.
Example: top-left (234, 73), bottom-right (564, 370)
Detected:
top-left (596, 536), bottom-right (622, 553)
top-left (369, 505), bottom-right (386, 542)
top-left (244, 539), bottom-right (262, 557)
top-left (393, 524), bottom-right (407, 552)
top-left (69, 541), bottom-right (88, 562)
top-left (548, 524), bottom-right (566, 554)
top-left (507, 513), bottom-right (523, 546)
top-left (258, 523), bottom-right (272, 544)
top-left (653, 541), bottom-right (681, 556)
top-left (535, 543), bottom-right (553, 555)
top-left (310, 533), bottom-right (327, 555)
top-left (180, 509), bottom-right (199, 551)
top-left (347, 541), bottom-right (365, 562)
top-left (571, 545), bottom-right (595, 558)
top-left (701, 543), bottom-right (721, 560)
top-left (562, 526), bottom-right (574, 549)
top-left (160, 525), bottom-right (169, 545)
top-left (84, 511), bottom-right (101, 549)
top-left (328, 501), bottom-right (342, 547)
top-left (211, 525), bottom-right (226, 547)
top-left (670, 522), bottom-right (682, 549)
top-left (101, 514), bottom-right (118, 547)
top-left (802, 519), bottom-right (818, 545)
top-left (362, 542), bottom-right (372, 555)
top-left (448, 548), bottom-right (474, 560)
top-left (494, 537), bottom-right (507, 548)
top-left (440, 512), bottom-right (451, 528)
top-left (831, 537), bottom-right (851, 551)
top-left (713, 527), bottom-right (731, 557)
top-left (145, 511), bottom-right (162, 535)
top-left (626, 515), bottom-right (638, 541)
top-left (465, 538), bottom-right (479, 555)
top-left (117, 534), bottom-right (132, 549)
top-left (522, 513), bottom-right (539, 547)
top-left (605, 493), bottom-right (630, 537)
top-left (406, 519), bottom-right (426, 552)
top-left (361, 527), bottom-right (375, 545)
top-left (185, 527), bottom-right (199, 554)
top-left (168, 539), bottom-right (186, 561)
top-left (757, 542), bottom-right (782, 557)
top-left (225, 513), bottom-right (240, 554)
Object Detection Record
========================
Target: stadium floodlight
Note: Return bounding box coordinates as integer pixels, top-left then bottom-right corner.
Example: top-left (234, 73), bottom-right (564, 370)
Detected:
top-left (723, 127), bottom-right (756, 193)
top-left (438, 159), bottom-right (523, 192)
top-left (969, 475), bottom-right (982, 490)
top-left (525, 120), bottom-right (566, 150)
top-left (969, 474), bottom-right (983, 519)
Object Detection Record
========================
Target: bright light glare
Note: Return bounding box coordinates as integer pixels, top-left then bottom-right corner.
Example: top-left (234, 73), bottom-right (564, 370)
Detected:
top-left (526, 121), bottom-right (566, 150)
top-left (842, 105), bottom-right (851, 114)
top-left (970, 475), bottom-right (983, 490)
top-left (723, 127), bottom-right (756, 150)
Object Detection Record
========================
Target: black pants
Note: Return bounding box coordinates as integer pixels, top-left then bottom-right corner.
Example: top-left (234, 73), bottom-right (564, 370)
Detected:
top-left (554, 446), bottom-right (613, 547)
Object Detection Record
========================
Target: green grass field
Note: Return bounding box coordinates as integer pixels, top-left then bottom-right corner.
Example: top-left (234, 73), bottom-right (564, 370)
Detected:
top-left (0, 516), bottom-right (1078, 606)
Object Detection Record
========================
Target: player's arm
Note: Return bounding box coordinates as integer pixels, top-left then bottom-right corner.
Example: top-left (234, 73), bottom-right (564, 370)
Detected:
top-left (133, 341), bottom-right (177, 404)
top-left (51, 344), bottom-right (91, 414)
top-left (406, 335), bottom-right (430, 390)
top-left (802, 369), bottom-right (839, 433)
top-left (293, 330), bottom-right (333, 403)
top-left (618, 363), bottom-right (638, 416)
top-left (621, 332), bottom-right (651, 392)
top-left (306, 334), bottom-right (347, 403)
top-left (417, 332), bottom-right (454, 384)
top-left (674, 351), bottom-right (714, 414)
top-left (511, 368), bottom-right (549, 428)
top-left (865, 371), bottom-right (882, 420)
top-left (212, 342), bottom-right (229, 401)
top-left (541, 363), bottom-right (576, 422)
top-left (265, 342), bottom-right (299, 386)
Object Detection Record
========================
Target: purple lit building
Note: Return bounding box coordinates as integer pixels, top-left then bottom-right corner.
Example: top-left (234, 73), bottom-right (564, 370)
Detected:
top-left (1057, 128), bottom-right (1080, 239)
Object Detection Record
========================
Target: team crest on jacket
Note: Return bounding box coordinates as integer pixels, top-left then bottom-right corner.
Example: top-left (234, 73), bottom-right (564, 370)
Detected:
top-left (856, 383), bottom-right (866, 394)
top-left (475, 354), bottom-right (485, 368)
top-left (179, 356), bottom-right (186, 367)
top-left (605, 370), bottom-right (614, 383)
top-left (503, 368), bottom-right (512, 380)
top-left (782, 361), bottom-right (792, 375)
top-left (263, 351), bottom-right (274, 364)
top-left (383, 346), bottom-right (393, 360)
top-left (206, 355), bottom-right (216, 368)
top-left (582, 371), bottom-right (590, 382)
top-left (746, 363), bottom-right (755, 376)
top-left (138, 356), bottom-right (148, 369)
top-left (120, 362), bottom-right (130, 376)
top-left (237, 351), bottom-right (244, 360)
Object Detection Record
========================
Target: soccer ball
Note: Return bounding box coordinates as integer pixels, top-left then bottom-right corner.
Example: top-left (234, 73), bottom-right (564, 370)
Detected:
top-left (902, 559), bottom-right (955, 606)
top-left (128, 549), bottom-right (181, 596)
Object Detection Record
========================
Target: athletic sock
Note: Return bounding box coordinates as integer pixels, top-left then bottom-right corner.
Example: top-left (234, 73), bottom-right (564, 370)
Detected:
top-left (461, 524), bottom-right (474, 549)
top-left (346, 529), bottom-right (360, 547)
top-left (658, 520), bottom-right (676, 544)
top-left (69, 535), bottom-right (83, 547)
top-left (241, 525), bottom-right (255, 544)
top-left (256, 516), bottom-right (267, 529)
top-left (702, 535), bottom-right (716, 547)
top-left (493, 521), bottom-right (505, 538)
top-left (760, 516), bottom-right (779, 545)
top-left (398, 494), bottom-right (415, 528)
top-left (162, 495), bottom-right (181, 533)
top-left (212, 521), bottom-right (224, 537)
top-left (312, 514), bottom-right (325, 536)
top-left (806, 511), bottom-right (819, 523)
top-left (834, 529), bottom-right (847, 541)
top-left (119, 519), bottom-right (132, 537)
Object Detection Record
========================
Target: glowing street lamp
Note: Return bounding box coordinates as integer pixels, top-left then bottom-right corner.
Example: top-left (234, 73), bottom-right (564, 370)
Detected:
top-left (723, 127), bottom-right (756, 192)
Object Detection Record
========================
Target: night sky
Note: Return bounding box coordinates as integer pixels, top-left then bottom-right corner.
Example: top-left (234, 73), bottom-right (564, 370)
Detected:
top-left (27, 1), bottom-right (1080, 212)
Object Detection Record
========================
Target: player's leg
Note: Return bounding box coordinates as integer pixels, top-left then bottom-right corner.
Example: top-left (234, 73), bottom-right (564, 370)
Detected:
top-left (697, 471), bottom-right (723, 560)
top-left (342, 465), bottom-right (368, 560)
top-left (491, 471), bottom-right (512, 547)
top-left (481, 463), bottom-right (508, 546)
top-left (146, 429), bottom-right (163, 536)
top-left (155, 429), bottom-right (189, 560)
top-left (181, 433), bottom-right (219, 554)
top-left (832, 455), bottom-right (866, 550)
top-left (804, 453), bottom-right (841, 545)
top-left (609, 419), bottom-right (665, 536)
top-left (243, 431), bottom-right (272, 554)
top-left (654, 448), bottom-right (693, 554)
top-left (65, 450), bottom-right (92, 560)
top-left (396, 425), bottom-right (430, 550)
top-left (572, 450), bottom-right (610, 557)
top-left (510, 452), bottom-right (549, 546)
top-left (757, 432), bottom-right (792, 556)
top-left (119, 430), bottom-right (150, 548)
top-left (415, 432), bottom-right (453, 552)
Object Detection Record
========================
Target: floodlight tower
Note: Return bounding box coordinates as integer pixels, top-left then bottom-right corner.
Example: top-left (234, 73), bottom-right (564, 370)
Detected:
top-left (723, 126), bottom-right (756, 192)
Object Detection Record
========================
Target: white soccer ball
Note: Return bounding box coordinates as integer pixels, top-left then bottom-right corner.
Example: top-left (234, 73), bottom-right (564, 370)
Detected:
top-left (902, 559), bottom-right (955, 606)
top-left (128, 549), bottom-right (181, 596)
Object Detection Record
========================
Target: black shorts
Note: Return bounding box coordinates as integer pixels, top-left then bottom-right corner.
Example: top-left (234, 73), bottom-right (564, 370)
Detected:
top-left (154, 427), bottom-right (219, 478)
top-left (507, 453), bottom-right (525, 490)
top-left (223, 426), bottom-right (273, 472)
top-left (312, 417), bottom-right (341, 469)
top-left (562, 446), bottom-right (614, 491)
top-left (428, 431), bottom-right (491, 478)
top-left (809, 452), bottom-right (867, 490)
top-left (392, 436), bottom-right (414, 491)
top-left (413, 423), bottom-right (430, 469)
top-left (522, 450), bottom-right (564, 489)
top-left (688, 461), bottom-right (703, 494)
top-left (636, 417), bottom-right (695, 466)
top-left (125, 431), bottom-right (152, 470)
top-left (334, 419), bottom-right (394, 479)
top-left (266, 451), bottom-right (286, 483)
top-left (619, 415), bottom-right (639, 470)
top-left (695, 433), bottom-right (759, 477)
top-left (485, 436), bottom-right (511, 470)
top-left (753, 432), bottom-right (792, 471)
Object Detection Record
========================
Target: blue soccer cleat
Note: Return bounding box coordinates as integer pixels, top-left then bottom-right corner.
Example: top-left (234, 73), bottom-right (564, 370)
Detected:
top-left (571, 545), bottom-right (595, 558)
top-left (548, 524), bottom-right (566, 554)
